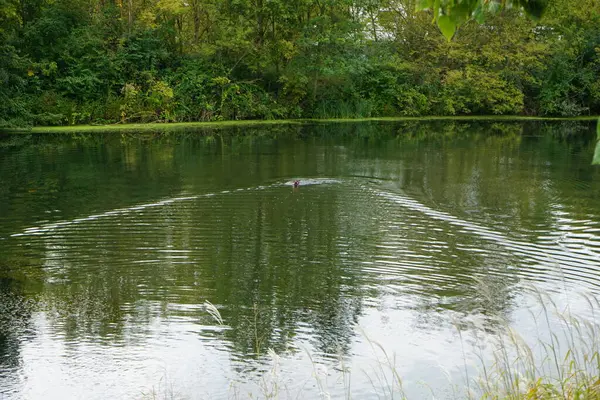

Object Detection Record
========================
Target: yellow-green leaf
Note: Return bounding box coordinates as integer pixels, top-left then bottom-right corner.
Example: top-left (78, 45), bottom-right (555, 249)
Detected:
top-left (593, 139), bottom-right (600, 165)
top-left (437, 15), bottom-right (456, 41)
top-left (433, 0), bottom-right (440, 21)
top-left (416, 0), bottom-right (432, 11)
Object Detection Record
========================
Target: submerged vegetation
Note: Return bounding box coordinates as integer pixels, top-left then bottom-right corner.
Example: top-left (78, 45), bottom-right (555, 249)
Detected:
top-left (1, 0), bottom-right (599, 129)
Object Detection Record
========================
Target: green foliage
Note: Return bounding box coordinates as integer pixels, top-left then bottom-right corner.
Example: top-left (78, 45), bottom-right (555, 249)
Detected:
top-left (533, 2), bottom-right (600, 116)
top-left (594, 118), bottom-right (600, 165)
top-left (417, 0), bottom-right (549, 40)
top-left (354, 61), bottom-right (431, 116)
top-left (0, 0), bottom-right (598, 128)
top-left (0, 45), bottom-right (32, 128)
top-left (443, 67), bottom-right (524, 115)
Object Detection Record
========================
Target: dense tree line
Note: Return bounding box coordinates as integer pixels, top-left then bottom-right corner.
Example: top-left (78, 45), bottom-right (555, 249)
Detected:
top-left (0, 0), bottom-right (599, 128)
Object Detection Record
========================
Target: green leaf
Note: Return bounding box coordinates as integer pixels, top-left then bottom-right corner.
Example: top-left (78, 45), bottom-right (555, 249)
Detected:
top-left (487, 1), bottom-right (501, 13)
top-left (516, 0), bottom-right (548, 20)
top-left (416, 0), bottom-right (432, 11)
top-left (592, 140), bottom-right (600, 165)
top-left (433, 0), bottom-right (440, 21)
top-left (437, 15), bottom-right (456, 41)
top-left (473, 4), bottom-right (485, 24)
top-left (594, 117), bottom-right (600, 165)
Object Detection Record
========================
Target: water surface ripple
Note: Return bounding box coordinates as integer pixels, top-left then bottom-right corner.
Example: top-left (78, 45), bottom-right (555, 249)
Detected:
top-left (1, 121), bottom-right (599, 399)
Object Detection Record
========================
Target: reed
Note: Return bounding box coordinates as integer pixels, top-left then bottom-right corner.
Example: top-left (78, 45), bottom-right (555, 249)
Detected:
top-left (197, 286), bottom-right (600, 400)
top-left (469, 288), bottom-right (600, 400)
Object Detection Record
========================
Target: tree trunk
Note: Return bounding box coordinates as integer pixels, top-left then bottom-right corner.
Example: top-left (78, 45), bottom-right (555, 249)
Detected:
top-left (128, 0), bottom-right (133, 33)
top-left (193, 0), bottom-right (200, 43)
top-left (256, 0), bottom-right (264, 45)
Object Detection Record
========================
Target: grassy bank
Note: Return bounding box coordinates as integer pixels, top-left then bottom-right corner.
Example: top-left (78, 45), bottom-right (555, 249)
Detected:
top-left (7, 115), bottom-right (599, 134)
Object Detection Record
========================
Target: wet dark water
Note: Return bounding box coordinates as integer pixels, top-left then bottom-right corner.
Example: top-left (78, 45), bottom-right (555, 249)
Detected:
top-left (1, 121), bottom-right (599, 399)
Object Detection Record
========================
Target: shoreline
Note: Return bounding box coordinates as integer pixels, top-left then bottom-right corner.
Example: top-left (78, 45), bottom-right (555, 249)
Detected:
top-left (1, 115), bottom-right (598, 134)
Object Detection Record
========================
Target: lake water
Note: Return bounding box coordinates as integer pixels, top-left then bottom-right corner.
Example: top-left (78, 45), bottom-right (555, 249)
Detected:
top-left (1, 121), bottom-right (599, 399)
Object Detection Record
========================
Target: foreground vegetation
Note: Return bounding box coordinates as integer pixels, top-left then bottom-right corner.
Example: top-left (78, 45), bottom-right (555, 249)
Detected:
top-left (190, 288), bottom-right (600, 400)
top-left (1, 0), bottom-right (599, 129)
top-left (470, 289), bottom-right (600, 400)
